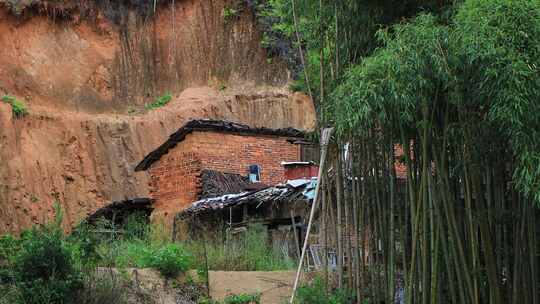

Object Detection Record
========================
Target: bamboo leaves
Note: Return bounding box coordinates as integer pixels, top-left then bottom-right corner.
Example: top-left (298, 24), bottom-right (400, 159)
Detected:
top-left (327, 0), bottom-right (540, 302)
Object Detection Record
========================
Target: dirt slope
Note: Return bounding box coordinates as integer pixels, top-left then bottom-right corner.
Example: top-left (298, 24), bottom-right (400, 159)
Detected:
top-left (0, 1), bottom-right (316, 233)
top-left (209, 271), bottom-right (296, 304)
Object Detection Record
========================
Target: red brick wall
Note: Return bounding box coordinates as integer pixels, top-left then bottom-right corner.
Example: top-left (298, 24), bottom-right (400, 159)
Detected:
top-left (148, 149), bottom-right (201, 228)
top-left (147, 131), bottom-right (301, 229)
top-left (284, 164), bottom-right (319, 180)
top-left (188, 131), bottom-right (300, 185)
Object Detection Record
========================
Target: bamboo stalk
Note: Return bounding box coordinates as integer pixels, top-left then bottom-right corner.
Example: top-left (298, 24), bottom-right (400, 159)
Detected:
top-left (290, 128), bottom-right (333, 304)
top-left (336, 147), bottom-right (345, 289)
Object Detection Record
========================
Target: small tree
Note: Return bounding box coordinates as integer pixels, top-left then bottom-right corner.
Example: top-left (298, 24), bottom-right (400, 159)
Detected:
top-left (11, 205), bottom-right (82, 304)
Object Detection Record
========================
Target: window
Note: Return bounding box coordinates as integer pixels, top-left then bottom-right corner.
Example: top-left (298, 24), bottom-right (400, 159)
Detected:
top-left (248, 165), bottom-right (261, 182)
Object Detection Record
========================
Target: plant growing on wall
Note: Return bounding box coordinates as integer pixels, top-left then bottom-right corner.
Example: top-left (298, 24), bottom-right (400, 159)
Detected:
top-left (1, 95), bottom-right (28, 118)
top-left (145, 93), bottom-right (172, 110)
top-left (223, 6), bottom-right (239, 22)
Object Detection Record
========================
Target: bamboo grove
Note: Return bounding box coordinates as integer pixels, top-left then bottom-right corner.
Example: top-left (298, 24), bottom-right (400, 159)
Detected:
top-left (270, 0), bottom-right (540, 303)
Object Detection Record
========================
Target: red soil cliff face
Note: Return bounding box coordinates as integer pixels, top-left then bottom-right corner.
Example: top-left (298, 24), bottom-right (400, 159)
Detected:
top-left (0, 1), bottom-right (316, 233)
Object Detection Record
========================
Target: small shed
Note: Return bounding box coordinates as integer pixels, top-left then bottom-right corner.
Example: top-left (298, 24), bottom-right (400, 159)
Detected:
top-left (174, 179), bottom-right (317, 257)
top-left (84, 198), bottom-right (154, 230)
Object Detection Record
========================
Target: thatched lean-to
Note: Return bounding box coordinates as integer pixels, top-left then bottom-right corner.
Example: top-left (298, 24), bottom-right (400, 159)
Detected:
top-left (85, 198), bottom-right (153, 225)
top-left (173, 179), bottom-right (316, 242)
top-left (199, 169), bottom-right (267, 199)
top-left (177, 180), bottom-right (314, 220)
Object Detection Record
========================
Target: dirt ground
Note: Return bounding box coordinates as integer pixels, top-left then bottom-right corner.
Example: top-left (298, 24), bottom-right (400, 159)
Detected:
top-left (209, 271), bottom-right (296, 304)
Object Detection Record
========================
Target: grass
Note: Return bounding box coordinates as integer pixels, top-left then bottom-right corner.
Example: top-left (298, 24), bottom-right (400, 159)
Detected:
top-left (1, 95), bottom-right (28, 118)
top-left (186, 224), bottom-right (296, 272)
top-left (223, 6), bottom-right (239, 22)
top-left (294, 278), bottom-right (355, 304)
top-left (223, 293), bottom-right (261, 304)
top-left (199, 293), bottom-right (261, 304)
top-left (145, 93), bottom-right (172, 110)
top-left (73, 214), bottom-right (192, 278)
top-left (75, 272), bottom-right (127, 304)
top-left (0, 210), bottom-right (298, 304)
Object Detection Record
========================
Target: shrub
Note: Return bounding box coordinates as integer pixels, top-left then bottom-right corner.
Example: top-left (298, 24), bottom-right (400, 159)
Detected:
top-left (106, 239), bottom-right (154, 269)
top-left (294, 278), bottom-right (354, 304)
top-left (0, 235), bottom-right (21, 284)
top-left (145, 93), bottom-right (172, 110)
top-left (147, 243), bottom-right (192, 278)
top-left (223, 7), bottom-right (239, 21)
top-left (0, 234), bottom-right (20, 262)
top-left (1, 95), bottom-right (28, 118)
top-left (198, 297), bottom-right (220, 304)
top-left (123, 212), bottom-right (150, 240)
top-left (223, 293), bottom-right (261, 304)
top-left (68, 222), bottom-right (102, 268)
top-left (12, 225), bottom-right (83, 304)
top-left (197, 293), bottom-right (260, 304)
top-left (85, 216), bottom-right (191, 278)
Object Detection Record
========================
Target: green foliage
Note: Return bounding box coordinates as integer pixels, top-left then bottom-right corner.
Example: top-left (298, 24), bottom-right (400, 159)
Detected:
top-left (332, 0), bottom-right (540, 203)
top-left (70, 214), bottom-right (192, 278)
top-left (1, 95), bottom-right (28, 118)
top-left (197, 293), bottom-right (260, 304)
top-left (11, 224), bottom-right (83, 303)
top-left (248, 0), bottom-right (298, 70)
top-left (0, 235), bottom-right (20, 284)
top-left (223, 293), bottom-right (261, 304)
top-left (0, 210), bottom-right (197, 303)
top-left (69, 224), bottom-right (104, 268)
top-left (453, 0), bottom-right (540, 202)
top-left (294, 278), bottom-right (354, 304)
top-left (223, 6), bottom-right (239, 21)
top-left (74, 272), bottom-right (127, 304)
top-left (188, 224), bottom-right (295, 271)
top-left (0, 234), bottom-right (20, 262)
top-left (0, 204), bottom-right (83, 303)
top-left (123, 212), bottom-right (150, 240)
top-left (145, 93), bottom-right (172, 110)
top-left (147, 243), bottom-right (192, 278)
top-left (198, 297), bottom-right (220, 304)
top-left (332, 13), bottom-right (450, 134)
top-left (257, 0), bottom-right (454, 107)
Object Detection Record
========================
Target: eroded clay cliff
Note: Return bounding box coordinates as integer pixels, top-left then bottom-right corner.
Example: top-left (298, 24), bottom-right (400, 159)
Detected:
top-left (0, 0), bottom-right (316, 233)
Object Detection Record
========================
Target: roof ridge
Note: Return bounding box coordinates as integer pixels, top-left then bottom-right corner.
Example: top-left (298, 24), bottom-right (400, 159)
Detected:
top-left (135, 119), bottom-right (307, 171)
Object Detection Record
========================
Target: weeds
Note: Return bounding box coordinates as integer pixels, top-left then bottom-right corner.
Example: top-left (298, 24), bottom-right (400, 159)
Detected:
top-left (145, 93), bottom-right (172, 110)
top-left (223, 6), bottom-right (239, 22)
top-left (187, 224), bottom-right (295, 271)
top-left (1, 95), bottom-right (28, 118)
top-left (71, 213), bottom-right (192, 278)
top-left (294, 278), bottom-right (355, 304)
top-left (0, 213), bottom-right (293, 304)
top-left (148, 243), bottom-right (192, 278)
top-left (198, 293), bottom-right (260, 304)
top-left (75, 272), bottom-right (127, 304)
top-left (5, 206), bottom-right (83, 304)
top-left (223, 293), bottom-right (260, 304)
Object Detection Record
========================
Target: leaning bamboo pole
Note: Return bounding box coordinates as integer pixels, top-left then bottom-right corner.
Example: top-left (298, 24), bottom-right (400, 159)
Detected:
top-left (290, 127), bottom-right (334, 304)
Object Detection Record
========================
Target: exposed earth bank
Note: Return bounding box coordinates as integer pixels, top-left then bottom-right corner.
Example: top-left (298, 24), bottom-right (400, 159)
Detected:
top-left (0, 1), bottom-right (316, 233)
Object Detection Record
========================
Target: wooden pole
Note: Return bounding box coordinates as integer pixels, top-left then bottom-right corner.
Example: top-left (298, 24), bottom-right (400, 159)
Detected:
top-left (290, 127), bottom-right (333, 304)
top-left (291, 209), bottom-right (301, 260)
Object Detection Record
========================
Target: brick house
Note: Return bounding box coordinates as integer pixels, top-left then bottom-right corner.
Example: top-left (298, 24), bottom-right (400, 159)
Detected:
top-left (135, 119), bottom-right (306, 229)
